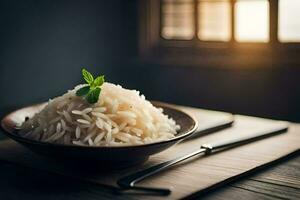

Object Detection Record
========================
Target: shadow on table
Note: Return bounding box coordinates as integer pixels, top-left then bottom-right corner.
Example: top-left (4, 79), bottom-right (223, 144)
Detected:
top-left (0, 160), bottom-right (130, 200)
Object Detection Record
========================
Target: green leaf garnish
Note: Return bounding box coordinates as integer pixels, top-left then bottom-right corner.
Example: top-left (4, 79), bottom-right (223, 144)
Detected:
top-left (76, 85), bottom-right (90, 96)
top-left (93, 75), bottom-right (105, 87)
top-left (82, 68), bottom-right (94, 84)
top-left (86, 87), bottom-right (101, 104)
top-left (76, 68), bottom-right (105, 104)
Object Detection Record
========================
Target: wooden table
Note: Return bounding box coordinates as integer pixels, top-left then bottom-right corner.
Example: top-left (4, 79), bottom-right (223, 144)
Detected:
top-left (0, 104), bottom-right (299, 199)
top-left (0, 152), bottom-right (298, 200)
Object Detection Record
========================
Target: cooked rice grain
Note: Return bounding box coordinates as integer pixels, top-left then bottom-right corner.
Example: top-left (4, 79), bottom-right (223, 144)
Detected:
top-left (19, 83), bottom-right (180, 146)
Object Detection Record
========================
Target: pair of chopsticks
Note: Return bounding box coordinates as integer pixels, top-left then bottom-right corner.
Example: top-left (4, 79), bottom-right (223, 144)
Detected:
top-left (116, 125), bottom-right (288, 196)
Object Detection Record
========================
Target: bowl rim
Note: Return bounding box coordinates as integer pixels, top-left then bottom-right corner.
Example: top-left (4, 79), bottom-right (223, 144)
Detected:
top-left (0, 101), bottom-right (198, 150)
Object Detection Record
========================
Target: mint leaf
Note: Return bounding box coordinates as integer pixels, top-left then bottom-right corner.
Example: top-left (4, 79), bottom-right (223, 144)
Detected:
top-left (76, 86), bottom-right (90, 96)
top-left (86, 87), bottom-right (101, 104)
top-left (93, 75), bottom-right (105, 87)
top-left (77, 68), bottom-right (105, 104)
top-left (82, 68), bottom-right (94, 84)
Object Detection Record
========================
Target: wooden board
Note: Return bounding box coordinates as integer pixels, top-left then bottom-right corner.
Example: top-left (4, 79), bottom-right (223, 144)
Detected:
top-left (0, 105), bottom-right (298, 200)
top-left (0, 153), bottom-right (299, 200)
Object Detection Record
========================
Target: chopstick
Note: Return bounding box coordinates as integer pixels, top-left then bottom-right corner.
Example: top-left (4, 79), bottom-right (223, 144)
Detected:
top-left (117, 125), bottom-right (288, 196)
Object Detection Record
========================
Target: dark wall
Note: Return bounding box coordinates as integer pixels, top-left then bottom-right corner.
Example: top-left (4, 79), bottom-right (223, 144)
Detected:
top-left (118, 63), bottom-right (298, 121)
top-left (119, 1), bottom-right (298, 122)
top-left (0, 0), bottom-right (129, 117)
top-left (0, 0), bottom-right (298, 122)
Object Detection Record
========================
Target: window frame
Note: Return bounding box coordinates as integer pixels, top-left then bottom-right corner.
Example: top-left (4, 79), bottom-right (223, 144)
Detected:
top-left (139, 0), bottom-right (300, 68)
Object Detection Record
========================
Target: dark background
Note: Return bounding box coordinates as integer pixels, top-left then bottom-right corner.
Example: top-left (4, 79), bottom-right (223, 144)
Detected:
top-left (0, 0), bottom-right (298, 122)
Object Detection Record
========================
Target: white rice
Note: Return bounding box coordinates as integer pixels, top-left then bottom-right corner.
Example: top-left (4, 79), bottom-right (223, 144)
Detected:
top-left (19, 83), bottom-right (180, 146)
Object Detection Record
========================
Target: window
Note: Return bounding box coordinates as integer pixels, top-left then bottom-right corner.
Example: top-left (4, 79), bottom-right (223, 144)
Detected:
top-left (235, 0), bottom-right (269, 42)
top-left (278, 0), bottom-right (300, 42)
top-left (198, 0), bottom-right (231, 41)
top-left (161, 0), bottom-right (300, 43)
top-left (139, 0), bottom-right (300, 67)
top-left (161, 0), bottom-right (195, 40)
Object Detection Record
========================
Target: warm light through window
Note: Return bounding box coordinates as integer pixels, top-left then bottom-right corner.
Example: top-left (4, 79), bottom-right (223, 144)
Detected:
top-left (162, 0), bottom-right (194, 40)
top-left (235, 0), bottom-right (269, 42)
top-left (198, 0), bottom-right (231, 41)
top-left (278, 0), bottom-right (300, 42)
top-left (161, 0), bottom-right (300, 44)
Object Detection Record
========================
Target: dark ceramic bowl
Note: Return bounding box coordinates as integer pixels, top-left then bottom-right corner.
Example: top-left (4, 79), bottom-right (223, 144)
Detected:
top-left (0, 102), bottom-right (197, 167)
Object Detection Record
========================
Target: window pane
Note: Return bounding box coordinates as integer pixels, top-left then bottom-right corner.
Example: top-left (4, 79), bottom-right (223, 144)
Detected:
top-left (161, 0), bottom-right (194, 40)
top-left (235, 0), bottom-right (269, 42)
top-left (279, 0), bottom-right (300, 42)
top-left (198, 0), bottom-right (231, 42)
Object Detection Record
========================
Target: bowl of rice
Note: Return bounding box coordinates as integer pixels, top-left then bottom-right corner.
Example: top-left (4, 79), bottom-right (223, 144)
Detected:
top-left (1, 72), bottom-right (197, 167)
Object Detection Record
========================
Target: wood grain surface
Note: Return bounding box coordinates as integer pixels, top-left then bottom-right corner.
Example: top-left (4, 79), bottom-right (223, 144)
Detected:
top-left (0, 153), bottom-right (299, 200)
top-left (0, 105), bottom-right (299, 200)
